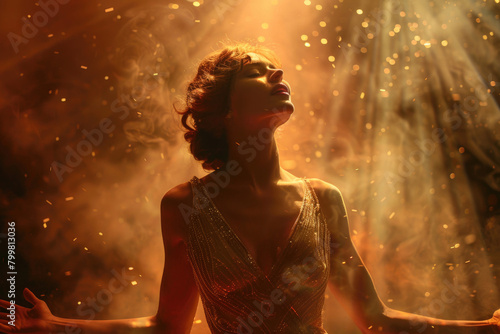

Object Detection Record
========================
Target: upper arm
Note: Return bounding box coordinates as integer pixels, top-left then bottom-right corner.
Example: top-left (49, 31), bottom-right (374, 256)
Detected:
top-left (310, 179), bottom-right (386, 329)
top-left (155, 183), bottom-right (199, 333)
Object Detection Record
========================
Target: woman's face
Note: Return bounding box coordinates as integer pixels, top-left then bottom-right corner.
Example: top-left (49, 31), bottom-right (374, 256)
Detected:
top-left (227, 52), bottom-right (294, 130)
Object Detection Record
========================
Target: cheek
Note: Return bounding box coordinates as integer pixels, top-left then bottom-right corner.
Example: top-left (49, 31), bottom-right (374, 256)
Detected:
top-left (230, 82), bottom-right (269, 110)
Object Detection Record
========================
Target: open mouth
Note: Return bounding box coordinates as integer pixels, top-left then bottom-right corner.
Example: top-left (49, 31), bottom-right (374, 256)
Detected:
top-left (271, 84), bottom-right (290, 95)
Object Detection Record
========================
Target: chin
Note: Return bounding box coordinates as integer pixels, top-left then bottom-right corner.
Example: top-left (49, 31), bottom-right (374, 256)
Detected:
top-left (269, 102), bottom-right (295, 114)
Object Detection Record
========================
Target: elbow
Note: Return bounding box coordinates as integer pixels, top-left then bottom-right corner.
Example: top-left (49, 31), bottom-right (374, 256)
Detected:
top-left (355, 305), bottom-right (402, 334)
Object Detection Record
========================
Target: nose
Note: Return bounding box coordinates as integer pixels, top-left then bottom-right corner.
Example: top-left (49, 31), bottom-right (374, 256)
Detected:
top-left (269, 68), bottom-right (284, 82)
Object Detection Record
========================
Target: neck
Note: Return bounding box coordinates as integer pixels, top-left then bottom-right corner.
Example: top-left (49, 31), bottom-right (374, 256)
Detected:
top-left (221, 128), bottom-right (283, 191)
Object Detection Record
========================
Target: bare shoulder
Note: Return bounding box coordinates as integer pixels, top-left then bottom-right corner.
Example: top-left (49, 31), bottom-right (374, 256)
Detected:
top-left (306, 178), bottom-right (348, 234)
top-left (160, 180), bottom-right (194, 243)
top-left (306, 178), bottom-right (345, 207)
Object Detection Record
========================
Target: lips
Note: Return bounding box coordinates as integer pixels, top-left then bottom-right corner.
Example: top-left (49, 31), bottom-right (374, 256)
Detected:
top-left (271, 83), bottom-right (290, 95)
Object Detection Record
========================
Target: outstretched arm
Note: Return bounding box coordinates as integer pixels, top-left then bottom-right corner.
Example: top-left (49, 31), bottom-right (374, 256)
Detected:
top-left (0, 182), bottom-right (199, 334)
top-left (312, 179), bottom-right (499, 333)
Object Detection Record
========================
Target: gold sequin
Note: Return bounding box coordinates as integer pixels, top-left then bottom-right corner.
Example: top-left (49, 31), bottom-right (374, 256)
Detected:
top-left (185, 176), bottom-right (331, 333)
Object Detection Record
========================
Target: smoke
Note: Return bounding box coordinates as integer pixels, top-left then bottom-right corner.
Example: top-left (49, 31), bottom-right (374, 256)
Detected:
top-left (1, 0), bottom-right (499, 333)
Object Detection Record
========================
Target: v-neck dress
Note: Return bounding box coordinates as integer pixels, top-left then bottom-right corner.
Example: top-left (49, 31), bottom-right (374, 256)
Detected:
top-left (185, 176), bottom-right (331, 333)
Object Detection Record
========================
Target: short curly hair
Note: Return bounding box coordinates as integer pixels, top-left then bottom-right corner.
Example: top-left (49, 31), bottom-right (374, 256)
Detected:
top-left (177, 43), bottom-right (281, 171)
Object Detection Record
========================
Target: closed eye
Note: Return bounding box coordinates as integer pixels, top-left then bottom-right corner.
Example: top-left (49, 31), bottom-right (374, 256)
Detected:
top-left (247, 71), bottom-right (261, 77)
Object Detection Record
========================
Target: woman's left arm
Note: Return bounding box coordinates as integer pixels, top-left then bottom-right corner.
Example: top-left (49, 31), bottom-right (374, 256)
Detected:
top-left (311, 178), bottom-right (499, 333)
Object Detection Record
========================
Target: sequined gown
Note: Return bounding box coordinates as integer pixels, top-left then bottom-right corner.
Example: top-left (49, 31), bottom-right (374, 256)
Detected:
top-left (186, 176), bottom-right (331, 334)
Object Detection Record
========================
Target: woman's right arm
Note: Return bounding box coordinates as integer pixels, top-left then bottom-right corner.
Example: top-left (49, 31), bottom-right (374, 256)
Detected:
top-left (0, 182), bottom-right (199, 334)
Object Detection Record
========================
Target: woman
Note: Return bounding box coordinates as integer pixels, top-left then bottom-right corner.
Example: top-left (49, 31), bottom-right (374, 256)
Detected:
top-left (1, 43), bottom-right (499, 334)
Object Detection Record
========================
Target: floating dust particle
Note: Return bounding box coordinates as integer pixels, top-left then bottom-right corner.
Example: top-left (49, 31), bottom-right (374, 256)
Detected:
top-left (65, 271), bottom-right (71, 276)
top-left (43, 218), bottom-right (50, 223)
top-left (365, 123), bottom-right (372, 130)
top-left (65, 196), bottom-right (74, 201)
top-left (131, 281), bottom-right (138, 285)
top-left (261, 23), bottom-right (269, 29)
top-left (301, 34), bottom-right (308, 41)
top-left (61, 98), bottom-right (66, 102)
top-left (98, 232), bottom-right (103, 236)
top-left (389, 212), bottom-right (395, 219)
top-left (43, 223), bottom-right (47, 228)
top-left (425, 292), bottom-right (430, 297)
top-left (46, 200), bottom-right (52, 205)
top-left (356, 9), bottom-right (363, 14)
top-left (80, 65), bottom-right (87, 69)
top-left (104, 7), bottom-right (114, 13)
top-left (296, 64), bottom-right (303, 71)
top-left (450, 173), bottom-right (456, 179)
